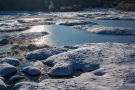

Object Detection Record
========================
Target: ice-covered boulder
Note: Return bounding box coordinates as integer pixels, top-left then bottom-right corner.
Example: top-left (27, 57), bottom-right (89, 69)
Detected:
top-left (0, 63), bottom-right (17, 77)
top-left (1, 58), bottom-right (20, 66)
top-left (0, 79), bottom-right (6, 90)
top-left (0, 39), bottom-right (9, 44)
top-left (26, 48), bottom-right (68, 60)
top-left (22, 66), bottom-right (41, 76)
top-left (9, 75), bottom-right (24, 83)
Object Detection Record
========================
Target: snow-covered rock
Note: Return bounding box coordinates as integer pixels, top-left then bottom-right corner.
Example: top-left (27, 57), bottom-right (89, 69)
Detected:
top-left (0, 39), bottom-right (9, 44)
top-left (0, 79), bottom-right (6, 90)
top-left (26, 48), bottom-right (68, 60)
top-left (9, 75), bottom-right (24, 83)
top-left (22, 66), bottom-right (41, 76)
top-left (1, 58), bottom-right (20, 66)
top-left (0, 63), bottom-right (17, 77)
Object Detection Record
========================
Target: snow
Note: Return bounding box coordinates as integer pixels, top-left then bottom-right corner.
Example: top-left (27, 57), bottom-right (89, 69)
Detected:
top-left (0, 58), bottom-right (20, 66)
top-left (15, 43), bottom-right (135, 90)
top-left (9, 75), bottom-right (24, 83)
top-left (22, 66), bottom-right (41, 76)
top-left (0, 39), bottom-right (9, 44)
top-left (26, 48), bottom-right (68, 60)
top-left (0, 63), bottom-right (17, 77)
top-left (0, 79), bottom-right (6, 90)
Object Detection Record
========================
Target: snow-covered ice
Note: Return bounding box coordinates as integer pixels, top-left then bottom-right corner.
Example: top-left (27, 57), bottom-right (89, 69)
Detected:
top-left (22, 66), bottom-right (41, 76)
top-left (15, 43), bottom-right (135, 90)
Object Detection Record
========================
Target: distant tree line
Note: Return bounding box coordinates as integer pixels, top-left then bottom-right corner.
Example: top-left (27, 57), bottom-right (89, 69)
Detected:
top-left (0, 0), bottom-right (135, 11)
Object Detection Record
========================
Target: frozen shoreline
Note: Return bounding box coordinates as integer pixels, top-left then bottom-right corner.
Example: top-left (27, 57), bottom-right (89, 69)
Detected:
top-left (0, 8), bottom-right (135, 90)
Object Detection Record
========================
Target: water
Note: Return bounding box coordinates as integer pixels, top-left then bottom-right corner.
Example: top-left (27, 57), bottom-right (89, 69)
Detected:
top-left (91, 20), bottom-right (135, 29)
top-left (26, 24), bottom-right (135, 46)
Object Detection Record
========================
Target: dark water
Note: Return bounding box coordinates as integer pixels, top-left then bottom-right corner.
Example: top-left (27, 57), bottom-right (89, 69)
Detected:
top-left (27, 25), bottom-right (135, 46)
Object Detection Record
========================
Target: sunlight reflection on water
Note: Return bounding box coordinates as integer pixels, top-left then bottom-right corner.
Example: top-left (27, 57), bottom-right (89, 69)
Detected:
top-left (29, 25), bottom-right (45, 32)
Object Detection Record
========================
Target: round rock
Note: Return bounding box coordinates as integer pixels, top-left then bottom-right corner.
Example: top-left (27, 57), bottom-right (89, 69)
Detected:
top-left (0, 39), bottom-right (9, 44)
top-left (9, 75), bottom-right (24, 83)
top-left (0, 63), bottom-right (17, 77)
top-left (2, 58), bottom-right (20, 66)
top-left (22, 66), bottom-right (41, 76)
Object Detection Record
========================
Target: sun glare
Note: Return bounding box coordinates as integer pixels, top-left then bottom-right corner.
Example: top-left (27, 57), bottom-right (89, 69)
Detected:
top-left (29, 25), bottom-right (45, 32)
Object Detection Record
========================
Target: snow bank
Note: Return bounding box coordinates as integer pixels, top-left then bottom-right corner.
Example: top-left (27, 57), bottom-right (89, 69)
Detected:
top-left (22, 66), bottom-right (41, 76)
top-left (15, 43), bottom-right (135, 90)
top-left (0, 63), bottom-right (17, 77)
top-left (4, 31), bottom-right (48, 40)
top-left (26, 48), bottom-right (68, 60)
